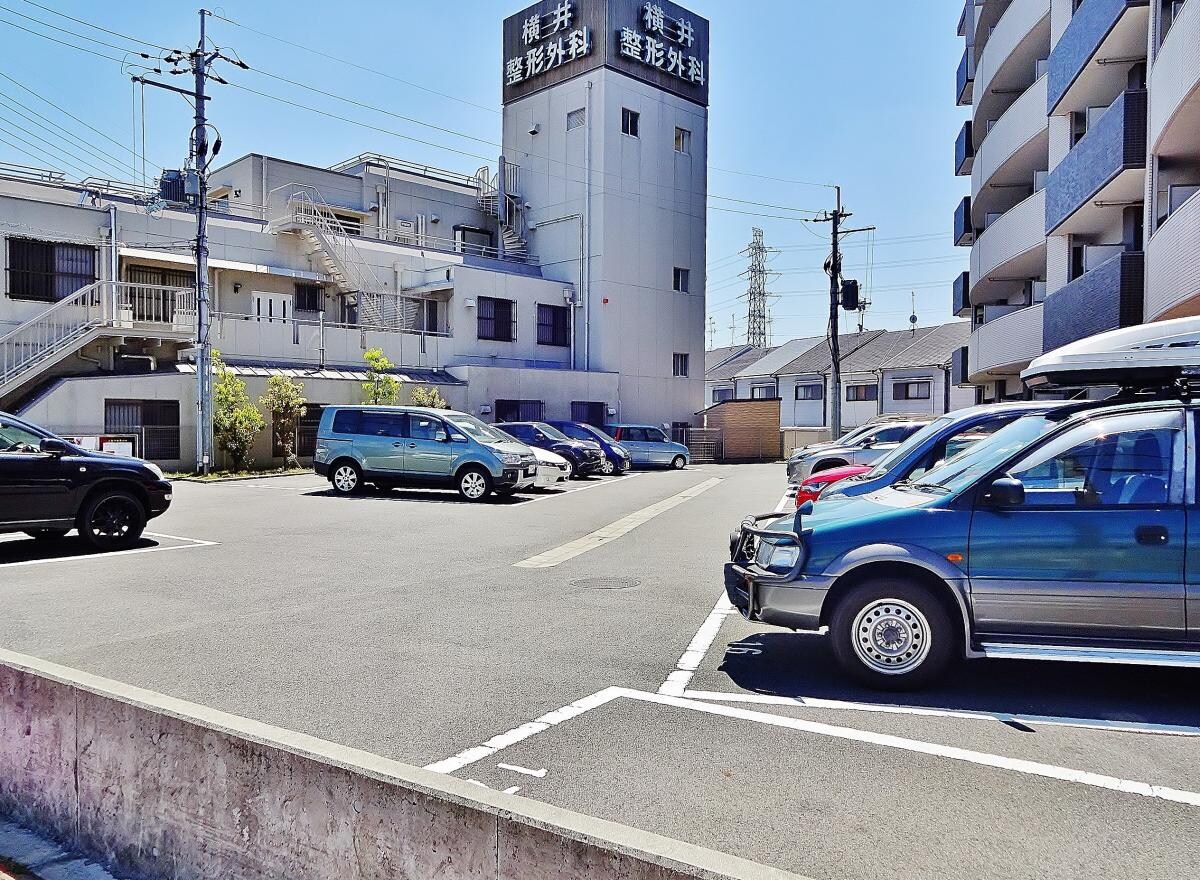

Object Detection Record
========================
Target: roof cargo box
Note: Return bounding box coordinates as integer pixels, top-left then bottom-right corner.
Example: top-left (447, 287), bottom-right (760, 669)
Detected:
top-left (1023, 316), bottom-right (1200, 389)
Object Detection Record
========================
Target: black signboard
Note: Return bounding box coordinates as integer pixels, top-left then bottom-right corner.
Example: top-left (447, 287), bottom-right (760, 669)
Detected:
top-left (502, 0), bottom-right (710, 106)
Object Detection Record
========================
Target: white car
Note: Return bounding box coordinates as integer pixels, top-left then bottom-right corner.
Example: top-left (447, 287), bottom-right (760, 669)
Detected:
top-left (530, 446), bottom-right (571, 488)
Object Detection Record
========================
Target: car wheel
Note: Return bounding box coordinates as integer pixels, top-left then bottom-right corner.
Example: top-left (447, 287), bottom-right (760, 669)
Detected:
top-left (566, 457), bottom-right (581, 480)
top-left (598, 456), bottom-right (616, 475)
top-left (79, 490), bottom-right (146, 552)
top-left (829, 579), bottom-right (956, 690)
top-left (330, 460), bottom-right (363, 495)
top-left (457, 467), bottom-right (493, 501)
top-left (671, 455), bottom-right (686, 470)
top-left (24, 528), bottom-right (69, 541)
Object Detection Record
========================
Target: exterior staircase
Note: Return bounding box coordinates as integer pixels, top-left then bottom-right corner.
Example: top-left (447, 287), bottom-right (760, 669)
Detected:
top-left (0, 281), bottom-right (195, 406)
top-left (474, 163), bottom-right (529, 261)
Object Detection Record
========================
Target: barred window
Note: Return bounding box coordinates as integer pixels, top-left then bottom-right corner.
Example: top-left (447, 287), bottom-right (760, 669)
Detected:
top-left (104, 399), bottom-right (180, 460)
top-left (537, 303), bottom-right (570, 347)
top-left (673, 352), bottom-right (689, 377)
top-left (7, 238), bottom-right (96, 302)
top-left (477, 296), bottom-right (515, 341)
top-left (567, 107), bottom-right (586, 130)
top-left (294, 283), bottom-right (323, 313)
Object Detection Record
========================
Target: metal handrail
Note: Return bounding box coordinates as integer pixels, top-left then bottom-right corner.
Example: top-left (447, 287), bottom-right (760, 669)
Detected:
top-left (211, 310), bottom-right (451, 338)
top-left (284, 187), bottom-right (386, 294)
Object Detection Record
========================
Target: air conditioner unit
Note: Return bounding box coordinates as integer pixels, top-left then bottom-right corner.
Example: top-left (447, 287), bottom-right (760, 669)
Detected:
top-left (395, 218), bottom-right (417, 245)
top-left (563, 288), bottom-right (579, 305)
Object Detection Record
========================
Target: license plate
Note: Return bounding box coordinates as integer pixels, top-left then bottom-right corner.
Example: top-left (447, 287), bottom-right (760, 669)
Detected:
top-left (526, 466), bottom-right (537, 476)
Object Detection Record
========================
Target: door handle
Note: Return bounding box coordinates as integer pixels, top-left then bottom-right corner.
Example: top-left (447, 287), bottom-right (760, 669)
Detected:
top-left (1135, 525), bottom-right (1169, 546)
top-left (392, 441), bottom-right (402, 448)
top-left (407, 443), bottom-right (417, 449)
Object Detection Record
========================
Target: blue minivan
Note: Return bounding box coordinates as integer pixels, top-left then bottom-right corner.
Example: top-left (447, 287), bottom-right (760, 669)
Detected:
top-left (314, 406), bottom-right (538, 501)
top-left (544, 421), bottom-right (632, 475)
top-left (605, 424), bottom-right (690, 469)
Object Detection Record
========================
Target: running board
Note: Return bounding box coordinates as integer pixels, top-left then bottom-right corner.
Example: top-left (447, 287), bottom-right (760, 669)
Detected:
top-left (980, 642), bottom-right (1200, 668)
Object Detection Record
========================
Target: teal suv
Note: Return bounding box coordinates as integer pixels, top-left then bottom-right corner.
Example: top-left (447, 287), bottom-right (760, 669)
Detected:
top-left (728, 394), bottom-right (1200, 689)
top-left (315, 406), bottom-right (537, 501)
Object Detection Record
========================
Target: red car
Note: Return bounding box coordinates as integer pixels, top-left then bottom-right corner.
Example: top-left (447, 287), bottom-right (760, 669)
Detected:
top-left (794, 464), bottom-right (870, 507)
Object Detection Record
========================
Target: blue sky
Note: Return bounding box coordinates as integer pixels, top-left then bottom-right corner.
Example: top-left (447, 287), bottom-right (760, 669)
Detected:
top-left (0, 0), bottom-right (966, 346)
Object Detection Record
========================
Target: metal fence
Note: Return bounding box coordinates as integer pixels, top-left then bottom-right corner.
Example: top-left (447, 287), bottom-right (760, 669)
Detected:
top-left (681, 427), bottom-right (723, 463)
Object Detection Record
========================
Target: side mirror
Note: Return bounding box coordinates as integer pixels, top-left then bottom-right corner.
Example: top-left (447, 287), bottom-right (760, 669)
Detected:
top-left (434, 430), bottom-right (449, 443)
top-left (534, 432), bottom-right (545, 442)
top-left (40, 438), bottom-right (69, 456)
top-left (859, 439), bottom-right (875, 449)
top-left (987, 475), bottom-right (1025, 507)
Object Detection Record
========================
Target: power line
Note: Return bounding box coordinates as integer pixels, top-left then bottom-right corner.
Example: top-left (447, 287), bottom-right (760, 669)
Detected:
top-left (13, 0), bottom-right (171, 50)
top-left (0, 5), bottom-right (160, 59)
top-left (0, 90), bottom-right (132, 179)
top-left (0, 117), bottom-right (111, 181)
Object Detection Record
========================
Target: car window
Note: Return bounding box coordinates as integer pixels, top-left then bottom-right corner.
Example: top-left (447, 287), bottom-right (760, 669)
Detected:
top-left (446, 415), bottom-right (507, 443)
top-left (407, 414), bottom-right (444, 441)
top-left (869, 426), bottom-right (913, 445)
top-left (906, 416), bottom-right (1011, 481)
top-left (358, 412), bottom-right (407, 438)
top-left (331, 409), bottom-right (361, 434)
top-left (646, 428), bottom-right (669, 443)
top-left (0, 419), bottom-right (45, 454)
top-left (558, 423), bottom-right (589, 441)
top-left (536, 423), bottom-right (570, 441)
top-left (1005, 410), bottom-right (1184, 507)
top-left (912, 413), bottom-right (1062, 494)
top-left (625, 428), bottom-right (648, 442)
top-left (863, 415), bottom-right (957, 477)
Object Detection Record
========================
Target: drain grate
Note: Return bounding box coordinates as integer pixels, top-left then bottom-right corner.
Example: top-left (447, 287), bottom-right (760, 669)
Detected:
top-left (570, 576), bottom-right (642, 591)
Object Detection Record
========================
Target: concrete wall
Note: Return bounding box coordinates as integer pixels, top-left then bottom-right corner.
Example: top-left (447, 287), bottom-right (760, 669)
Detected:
top-left (449, 364), bottom-right (619, 422)
top-left (0, 649), bottom-right (801, 880)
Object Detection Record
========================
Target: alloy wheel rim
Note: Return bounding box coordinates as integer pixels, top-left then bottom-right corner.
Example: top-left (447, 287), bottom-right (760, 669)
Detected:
top-left (850, 598), bottom-right (932, 675)
top-left (600, 457), bottom-right (614, 474)
top-left (673, 456), bottom-right (685, 469)
top-left (91, 497), bottom-right (135, 540)
top-left (334, 466), bottom-right (357, 492)
top-left (462, 472), bottom-right (487, 498)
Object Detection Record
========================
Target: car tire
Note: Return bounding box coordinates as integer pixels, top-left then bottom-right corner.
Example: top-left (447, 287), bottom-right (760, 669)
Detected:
top-left (457, 467), bottom-right (493, 502)
top-left (565, 457), bottom-right (581, 480)
top-left (24, 528), bottom-right (69, 541)
top-left (829, 579), bottom-right (956, 690)
top-left (671, 455), bottom-right (686, 470)
top-left (598, 456), bottom-right (615, 476)
top-left (78, 490), bottom-right (146, 552)
top-left (329, 460), bottom-right (363, 495)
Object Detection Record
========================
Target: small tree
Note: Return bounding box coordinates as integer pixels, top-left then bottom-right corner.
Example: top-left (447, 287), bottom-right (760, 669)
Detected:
top-left (212, 350), bottom-right (265, 472)
top-left (362, 347), bottom-right (400, 405)
top-left (260, 375), bottom-right (307, 469)
top-left (410, 385), bottom-right (449, 409)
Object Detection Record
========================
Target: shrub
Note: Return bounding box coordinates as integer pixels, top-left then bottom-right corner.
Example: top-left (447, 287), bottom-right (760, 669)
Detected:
top-left (260, 375), bottom-right (307, 468)
top-left (362, 347), bottom-right (400, 405)
top-left (212, 350), bottom-right (265, 471)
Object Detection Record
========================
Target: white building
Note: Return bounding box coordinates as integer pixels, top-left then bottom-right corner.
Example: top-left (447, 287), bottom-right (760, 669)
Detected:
top-left (954, 0), bottom-right (1200, 399)
top-left (0, 0), bottom-right (709, 468)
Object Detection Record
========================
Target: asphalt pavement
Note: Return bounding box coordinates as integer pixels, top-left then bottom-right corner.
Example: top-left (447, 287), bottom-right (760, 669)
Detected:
top-left (1, 462), bottom-right (1197, 879)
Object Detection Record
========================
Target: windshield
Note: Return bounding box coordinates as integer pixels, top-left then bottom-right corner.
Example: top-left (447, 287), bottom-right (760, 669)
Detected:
top-left (864, 415), bottom-right (957, 477)
top-left (534, 423), bottom-right (571, 441)
top-left (445, 414), bottom-right (509, 444)
top-left (911, 413), bottom-right (1060, 494)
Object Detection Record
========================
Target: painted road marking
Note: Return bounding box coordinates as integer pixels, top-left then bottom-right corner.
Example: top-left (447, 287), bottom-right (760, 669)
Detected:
top-left (426, 686), bottom-right (1200, 808)
top-left (680, 689), bottom-right (1200, 737)
top-left (503, 786), bottom-right (522, 795)
top-left (498, 763), bottom-right (548, 777)
top-left (0, 532), bottom-right (217, 569)
top-left (513, 477), bottom-right (722, 569)
top-left (511, 472), bottom-right (642, 506)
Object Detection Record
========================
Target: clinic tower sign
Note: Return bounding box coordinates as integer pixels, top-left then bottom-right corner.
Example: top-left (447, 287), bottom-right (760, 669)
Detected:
top-left (502, 0), bottom-right (710, 106)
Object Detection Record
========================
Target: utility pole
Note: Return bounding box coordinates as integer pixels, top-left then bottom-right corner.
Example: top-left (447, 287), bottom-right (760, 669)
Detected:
top-left (740, 227), bottom-right (776, 348)
top-left (707, 316), bottom-right (716, 349)
top-left (137, 10), bottom-right (246, 473)
top-left (809, 187), bottom-right (874, 438)
top-left (728, 313), bottom-right (736, 347)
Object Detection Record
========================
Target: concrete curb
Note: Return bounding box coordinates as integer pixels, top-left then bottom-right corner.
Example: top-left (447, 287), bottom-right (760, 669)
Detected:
top-left (0, 649), bottom-right (811, 880)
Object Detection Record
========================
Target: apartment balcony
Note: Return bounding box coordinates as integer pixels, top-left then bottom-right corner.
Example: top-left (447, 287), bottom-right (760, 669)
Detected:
top-left (953, 271), bottom-right (971, 317)
top-left (972, 74), bottom-right (1049, 220)
top-left (967, 302), bottom-right (1044, 382)
top-left (958, 47), bottom-right (976, 107)
top-left (956, 121), bottom-right (975, 176)
top-left (1149, 0), bottom-right (1200, 157)
top-left (954, 196), bottom-right (974, 246)
top-left (974, 0), bottom-right (1051, 129)
top-left (1043, 251), bottom-right (1144, 351)
top-left (1045, 89), bottom-right (1147, 234)
top-left (970, 188), bottom-right (1047, 304)
top-left (1145, 190), bottom-right (1200, 321)
top-left (1047, 0), bottom-right (1149, 114)
top-left (951, 345), bottom-right (969, 387)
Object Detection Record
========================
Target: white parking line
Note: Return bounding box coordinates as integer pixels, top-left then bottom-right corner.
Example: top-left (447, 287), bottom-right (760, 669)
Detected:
top-left (511, 472), bottom-right (642, 505)
top-left (513, 477), bottom-right (722, 569)
top-left (497, 763), bottom-right (548, 777)
top-left (679, 690), bottom-right (1200, 737)
top-left (0, 532), bottom-right (217, 568)
top-left (426, 686), bottom-right (1200, 808)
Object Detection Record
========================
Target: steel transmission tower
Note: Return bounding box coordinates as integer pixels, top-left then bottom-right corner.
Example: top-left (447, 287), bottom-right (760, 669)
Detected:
top-left (739, 227), bottom-right (777, 347)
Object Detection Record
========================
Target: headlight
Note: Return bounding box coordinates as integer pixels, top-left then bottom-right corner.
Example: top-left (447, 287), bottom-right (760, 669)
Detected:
top-left (754, 538), bottom-right (801, 573)
top-left (144, 462), bottom-right (165, 480)
top-left (499, 452), bottom-right (523, 465)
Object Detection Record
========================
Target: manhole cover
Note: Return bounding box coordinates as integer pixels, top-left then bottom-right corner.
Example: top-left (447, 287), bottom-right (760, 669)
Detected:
top-left (570, 576), bottom-right (642, 591)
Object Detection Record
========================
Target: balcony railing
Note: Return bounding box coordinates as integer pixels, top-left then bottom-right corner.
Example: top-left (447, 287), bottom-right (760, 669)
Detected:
top-left (970, 188), bottom-right (1047, 298)
top-left (1045, 89), bottom-right (1147, 234)
top-left (1043, 251), bottom-right (1144, 351)
top-left (1048, 0), bottom-right (1149, 113)
top-left (954, 196), bottom-right (974, 246)
top-left (1146, 189), bottom-right (1200, 320)
top-left (953, 271), bottom-right (971, 317)
top-left (968, 302), bottom-right (1044, 380)
top-left (955, 121), bottom-right (975, 176)
top-left (951, 345), bottom-right (970, 387)
top-left (957, 47), bottom-right (976, 106)
top-left (1148, 0), bottom-right (1199, 154)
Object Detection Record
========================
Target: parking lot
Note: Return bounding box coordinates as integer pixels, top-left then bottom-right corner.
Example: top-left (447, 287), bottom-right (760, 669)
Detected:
top-left (1, 463), bottom-right (1198, 879)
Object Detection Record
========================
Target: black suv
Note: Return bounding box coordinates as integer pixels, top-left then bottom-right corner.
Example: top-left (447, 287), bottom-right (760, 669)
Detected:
top-left (0, 411), bottom-right (172, 551)
top-left (495, 421), bottom-right (604, 478)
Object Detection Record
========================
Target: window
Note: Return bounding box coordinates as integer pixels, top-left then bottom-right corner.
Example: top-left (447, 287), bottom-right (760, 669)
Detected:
top-left (127, 265), bottom-right (194, 290)
top-left (417, 299), bottom-right (440, 333)
top-left (713, 387), bottom-right (734, 403)
top-left (104, 399), bottom-right (180, 460)
top-left (795, 384), bottom-right (823, 401)
top-left (537, 303), bottom-right (571, 347)
top-left (621, 107), bottom-right (640, 137)
top-left (847, 384), bottom-right (878, 402)
top-left (750, 383), bottom-right (777, 399)
top-left (125, 264), bottom-right (194, 321)
top-left (863, 425), bottom-right (914, 445)
top-left (331, 409), bottom-right (361, 434)
top-left (0, 417), bottom-right (45, 453)
top-left (296, 404), bottom-right (324, 457)
top-left (358, 412), bottom-right (407, 438)
top-left (570, 401), bottom-right (606, 426)
top-left (674, 127), bottom-right (691, 154)
top-left (673, 352), bottom-right (689, 377)
top-left (623, 427), bottom-right (648, 442)
top-left (495, 399), bottom-right (545, 422)
top-left (7, 238), bottom-right (96, 302)
top-left (893, 381), bottom-right (931, 401)
top-left (406, 413), bottom-right (445, 441)
top-left (673, 267), bottom-right (690, 293)
top-left (566, 107), bottom-right (586, 130)
top-left (645, 427), bottom-right (669, 443)
top-left (294, 283), bottom-right (323, 313)
top-left (477, 296), bottom-right (515, 342)
top-left (1005, 411), bottom-right (1183, 507)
